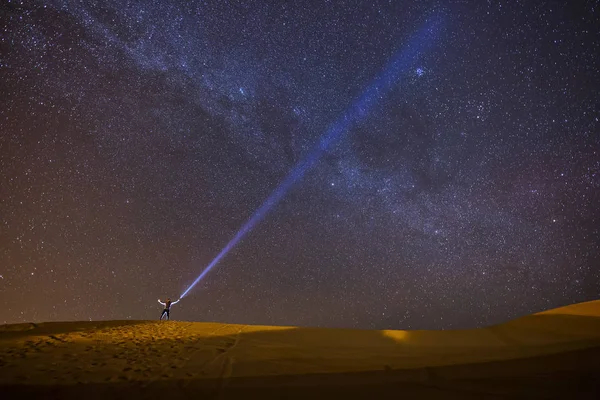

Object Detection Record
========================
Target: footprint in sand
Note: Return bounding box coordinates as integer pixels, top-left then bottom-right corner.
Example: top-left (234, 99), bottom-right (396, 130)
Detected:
top-left (216, 338), bottom-right (237, 353)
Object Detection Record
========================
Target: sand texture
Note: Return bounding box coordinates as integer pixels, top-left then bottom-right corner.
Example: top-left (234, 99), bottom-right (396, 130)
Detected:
top-left (1, 300), bottom-right (599, 399)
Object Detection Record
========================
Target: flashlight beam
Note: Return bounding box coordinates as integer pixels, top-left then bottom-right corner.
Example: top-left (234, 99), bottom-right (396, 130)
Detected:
top-left (180, 15), bottom-right (443, 299)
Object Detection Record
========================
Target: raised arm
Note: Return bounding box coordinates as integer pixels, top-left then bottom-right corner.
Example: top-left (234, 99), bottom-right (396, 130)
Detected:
top-left (158, 299), bottom-right (165, 305)
top-left (172, 299), bottom-right (180, 305)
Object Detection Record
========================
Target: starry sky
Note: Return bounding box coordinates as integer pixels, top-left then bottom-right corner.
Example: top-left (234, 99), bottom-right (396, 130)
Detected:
top-left (1, 0), bottom-right (599, 330)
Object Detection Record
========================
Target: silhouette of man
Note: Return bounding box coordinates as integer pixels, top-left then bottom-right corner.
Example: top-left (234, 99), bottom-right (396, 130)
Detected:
top-left (158, 297), bottom-right (180, 320)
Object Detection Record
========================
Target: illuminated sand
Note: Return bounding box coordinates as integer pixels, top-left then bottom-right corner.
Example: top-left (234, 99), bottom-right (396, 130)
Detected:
top-left (1, 301), bottom-right (599, 399)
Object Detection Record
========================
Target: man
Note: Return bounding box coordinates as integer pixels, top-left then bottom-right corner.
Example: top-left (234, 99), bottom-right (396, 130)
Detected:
top-left (158, 297), bottom-right (180, 320)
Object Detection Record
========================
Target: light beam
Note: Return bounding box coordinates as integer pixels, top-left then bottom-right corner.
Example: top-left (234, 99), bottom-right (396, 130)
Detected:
top-left (180, 14), bottom-right (444, 299)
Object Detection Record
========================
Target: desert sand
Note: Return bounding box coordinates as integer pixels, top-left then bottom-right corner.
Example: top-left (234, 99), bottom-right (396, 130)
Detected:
top-left (1, 300), bottom-right (599, 399)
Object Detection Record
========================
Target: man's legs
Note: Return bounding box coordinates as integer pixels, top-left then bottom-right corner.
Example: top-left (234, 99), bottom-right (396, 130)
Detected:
top-left (166, 309), bottom-right (170, 320)
top-left (160, 309), bottom-right (168, 320)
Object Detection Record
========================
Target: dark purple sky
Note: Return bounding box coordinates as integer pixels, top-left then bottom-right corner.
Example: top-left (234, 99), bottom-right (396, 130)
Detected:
top-left (1, 0), bottom-right (598, 329)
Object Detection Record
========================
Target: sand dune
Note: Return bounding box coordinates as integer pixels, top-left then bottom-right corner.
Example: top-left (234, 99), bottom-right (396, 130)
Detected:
top-left (1, 300), bottom-right (599, 399)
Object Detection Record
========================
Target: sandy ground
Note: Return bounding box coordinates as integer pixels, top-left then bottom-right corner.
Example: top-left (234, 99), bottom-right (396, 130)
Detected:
top-left (1, 300), bottom-right (599, 399)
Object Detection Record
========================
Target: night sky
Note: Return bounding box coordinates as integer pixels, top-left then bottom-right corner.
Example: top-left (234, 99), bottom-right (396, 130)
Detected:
top-left (1, 0), bottom-right (599, 330)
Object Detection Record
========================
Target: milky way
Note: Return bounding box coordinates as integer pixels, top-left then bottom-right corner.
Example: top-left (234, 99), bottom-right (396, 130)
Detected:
top-left (1, 0), bottom-right (599, 329)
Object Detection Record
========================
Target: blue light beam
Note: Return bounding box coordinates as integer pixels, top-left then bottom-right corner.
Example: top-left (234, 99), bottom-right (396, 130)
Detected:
top-left (180, 14), bottom-right (444, 299)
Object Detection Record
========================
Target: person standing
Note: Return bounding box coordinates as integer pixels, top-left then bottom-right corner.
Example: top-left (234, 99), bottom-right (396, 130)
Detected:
top-left (158, 297), bottom-right (179, 320)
